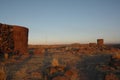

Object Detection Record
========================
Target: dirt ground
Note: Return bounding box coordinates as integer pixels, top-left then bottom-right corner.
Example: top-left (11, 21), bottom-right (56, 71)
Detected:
top-left (4, 50), bottom-right (115, 80)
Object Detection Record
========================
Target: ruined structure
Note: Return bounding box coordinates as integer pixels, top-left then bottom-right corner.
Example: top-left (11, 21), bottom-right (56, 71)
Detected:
top-left (0, 23), bottom-right (29, 56)
top-left (97, 39), bottom-right (104, 46)
top-left (89, 43), bottom-right (97, 47)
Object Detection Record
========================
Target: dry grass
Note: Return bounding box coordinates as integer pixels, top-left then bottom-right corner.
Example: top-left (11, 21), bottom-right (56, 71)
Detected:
top-left (112, 53), bottom-right (120, 59)
top-left (105, 73), bottom-right (119, 80)
top-left (0, 63), bottom-right (6, 80)
top-left (5, 46), bottom-right (120, 80)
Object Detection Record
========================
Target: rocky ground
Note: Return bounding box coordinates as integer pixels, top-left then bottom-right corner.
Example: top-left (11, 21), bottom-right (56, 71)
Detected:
top-left (2, 49), bottom-right (119, 80)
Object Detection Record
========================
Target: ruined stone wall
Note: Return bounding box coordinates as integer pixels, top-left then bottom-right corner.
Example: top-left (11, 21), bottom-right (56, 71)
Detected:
top-left (0, 23), bottom-right (29, 55)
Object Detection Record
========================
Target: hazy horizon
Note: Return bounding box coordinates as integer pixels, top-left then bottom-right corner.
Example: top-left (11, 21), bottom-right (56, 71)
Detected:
top-left (0, 0), bottom-right (120, 44)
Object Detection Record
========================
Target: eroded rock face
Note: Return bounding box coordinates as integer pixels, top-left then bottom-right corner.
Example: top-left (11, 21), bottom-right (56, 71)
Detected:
top-left (0, 23), bottom-right (29, 56)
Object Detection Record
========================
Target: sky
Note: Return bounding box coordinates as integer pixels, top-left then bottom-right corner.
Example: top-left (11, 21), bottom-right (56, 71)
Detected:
top-left (0, 0), bottom-right (120, 44)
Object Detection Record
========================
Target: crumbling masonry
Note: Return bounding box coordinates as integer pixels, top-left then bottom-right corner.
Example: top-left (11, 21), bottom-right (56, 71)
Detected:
top-left (0, 23), bottom-right (29, 56)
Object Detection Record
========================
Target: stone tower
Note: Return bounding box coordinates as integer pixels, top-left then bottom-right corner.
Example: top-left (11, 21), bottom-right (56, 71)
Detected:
top-left (97, 39), bottom-right (104, 46)
top-left (0, 23), bottom-right (29, 55)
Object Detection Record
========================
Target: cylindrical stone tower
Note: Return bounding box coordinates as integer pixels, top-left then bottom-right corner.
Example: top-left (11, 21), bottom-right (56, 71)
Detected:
top-left (0, 23), bottom-right (29, 55)
top-left (97, 39), bottom-right (104, 46)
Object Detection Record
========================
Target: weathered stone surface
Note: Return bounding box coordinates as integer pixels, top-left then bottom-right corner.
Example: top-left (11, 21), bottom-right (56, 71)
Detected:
top-left (0, 23), bottom-right (29, 56)
top-left (0, 24), bottom-right (14, 54)
top-left (13, 26), bottom-right (28, 54)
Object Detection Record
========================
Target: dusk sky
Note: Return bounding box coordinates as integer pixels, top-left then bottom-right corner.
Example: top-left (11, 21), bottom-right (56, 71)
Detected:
top-left (0, 0), bottom-right (120, 44)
